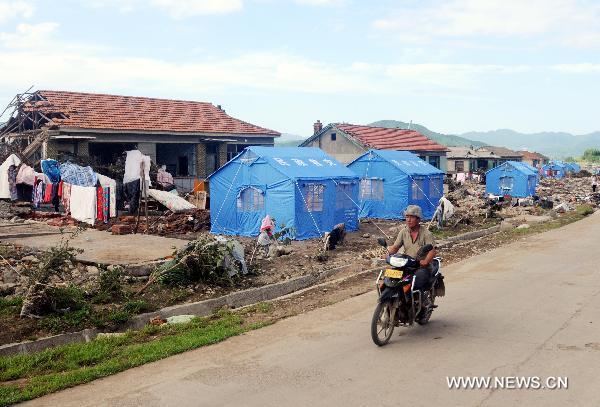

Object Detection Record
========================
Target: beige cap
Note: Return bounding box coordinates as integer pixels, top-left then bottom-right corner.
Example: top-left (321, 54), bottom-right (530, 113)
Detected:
top-left (404, 204), bottom-right (423, 218)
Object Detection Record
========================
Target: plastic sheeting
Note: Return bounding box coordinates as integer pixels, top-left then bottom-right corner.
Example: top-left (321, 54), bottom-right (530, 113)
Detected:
top-left (485, 161), bottom-right (538, 198)
top-left (147, 188), bottom-right (196, 213)
top-left (347, 150), bottom-right (444, 220)
top-left (208, 146), bottom-right (359, 240)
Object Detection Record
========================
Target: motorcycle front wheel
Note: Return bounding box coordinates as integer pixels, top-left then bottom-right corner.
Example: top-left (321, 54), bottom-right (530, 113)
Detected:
top-left (371, 301), bottom-right (395, 346)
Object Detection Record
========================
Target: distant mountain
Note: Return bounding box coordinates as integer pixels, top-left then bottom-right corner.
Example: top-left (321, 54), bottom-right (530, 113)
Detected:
top-left (275, 133), bottom-right (305, 147)
top-left (370, 120), bottom-right (487, 148)
top-left (459, 129), bottom-right (600, 159)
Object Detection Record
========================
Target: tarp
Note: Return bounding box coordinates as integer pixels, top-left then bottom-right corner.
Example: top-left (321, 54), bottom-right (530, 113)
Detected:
top-left (541, 161), bottom-right (567, 179)
top-left (347, 150), bottom-right (444, 220)
top-left (208, 146), bottom-right (359, 240)
top-left (565, 162), bottom-right (581, 173)
top-left (486, 161), bottom-right (538, 197)
top-left (148, 189), bottom-right (196, 213)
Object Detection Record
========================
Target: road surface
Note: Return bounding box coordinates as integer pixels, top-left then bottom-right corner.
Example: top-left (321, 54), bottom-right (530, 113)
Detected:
top-left (24, 212), bottom-right (600, 406)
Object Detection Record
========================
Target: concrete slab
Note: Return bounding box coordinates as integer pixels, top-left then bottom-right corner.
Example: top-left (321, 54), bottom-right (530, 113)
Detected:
top-left (0, 221), bottom-right (187, 265)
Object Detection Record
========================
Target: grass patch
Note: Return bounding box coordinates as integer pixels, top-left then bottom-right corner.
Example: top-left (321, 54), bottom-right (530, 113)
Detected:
top-left (0, 297), bottom-right (23, 317)
top-left (0, 311), bottom-right (262, 406)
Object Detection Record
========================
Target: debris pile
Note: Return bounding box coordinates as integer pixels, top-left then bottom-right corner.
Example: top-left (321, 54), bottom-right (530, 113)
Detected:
top-left (537, 177), bottom-right (599, 208)
top-left (105, 209), bottom-right (211, 236)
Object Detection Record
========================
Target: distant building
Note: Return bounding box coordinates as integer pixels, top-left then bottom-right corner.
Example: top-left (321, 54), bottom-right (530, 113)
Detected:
top-left (300, 122), bottom-right (448, 172)
top-left (518, 150), bottom-right (549, 168)
top-left (0, 90), bottom-right (280, 190)
top-left (447, 145), bottom-right (523, 174)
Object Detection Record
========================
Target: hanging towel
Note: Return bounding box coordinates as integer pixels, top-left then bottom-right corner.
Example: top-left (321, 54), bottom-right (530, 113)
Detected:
top-left (59, 162), bottom-right (97, 187)
top-left (43, 183), bottom-right (53, 203)
top-left (32, 179), bottom-right (44, 208)
top-left (103, 187), bottom-right (110, 223)
top-left (7, 166), bottom-right (18, 201)
top-left (16, 164), bottom-right (36, 186)
top-left (96, 186), bottom-right (104, 223)
top-left (69, 185), bottom-right (97, 225)
top-left (41, 159), bottom-right (61, 183)
top-left (96, 173), bottom-right (117, 218)
top-left (62, 183), bottom-right (72, 214)
top-left (0, 154), bottom-right (21, 199)
top-left (124, 150), bottom-right (151, 186)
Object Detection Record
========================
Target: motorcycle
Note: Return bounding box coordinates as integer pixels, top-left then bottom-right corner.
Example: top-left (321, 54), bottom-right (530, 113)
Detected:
top-left (371, 238), bottom-right (445, 346)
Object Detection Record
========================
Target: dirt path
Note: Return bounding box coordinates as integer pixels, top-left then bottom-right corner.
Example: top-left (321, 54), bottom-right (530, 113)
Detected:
top-left (23, 212), bottom-right (600, 407)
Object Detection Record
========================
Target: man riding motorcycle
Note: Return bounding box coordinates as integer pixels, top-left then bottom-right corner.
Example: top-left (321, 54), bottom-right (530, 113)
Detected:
top-left (386, 205), bottom-right (436, 307)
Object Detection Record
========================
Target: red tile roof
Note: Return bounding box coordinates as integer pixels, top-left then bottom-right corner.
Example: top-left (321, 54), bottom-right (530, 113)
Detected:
top-left (519, 150), bottom-right (548, 160)
top-left (336, 124), bottom-right (448, 152)
top-left (24, 90), bottom-right (279, 136)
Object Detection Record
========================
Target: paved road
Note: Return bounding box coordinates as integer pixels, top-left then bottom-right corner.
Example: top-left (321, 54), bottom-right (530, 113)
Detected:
top-left (24, 212), bottom-right (600, 406)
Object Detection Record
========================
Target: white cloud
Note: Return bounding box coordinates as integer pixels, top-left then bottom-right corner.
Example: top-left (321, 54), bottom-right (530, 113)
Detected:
top-left (373, 0), bottom-right (600, 48)
top-left (553, 63), bottom-right (600, 74)
top-left (0, 0), bottom-right (34, 24)
top-left (83, 0), bottom-right (243, 17)
top-left (0, 22), bottom-right (59, 48)
top-left (150, 0), bottom-right (243, 17)
top-left (294, 0), bottom-right (344, 6)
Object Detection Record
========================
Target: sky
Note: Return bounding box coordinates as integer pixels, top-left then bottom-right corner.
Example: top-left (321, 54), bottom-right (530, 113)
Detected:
top-left (1, 0), bottom-right (600, 138)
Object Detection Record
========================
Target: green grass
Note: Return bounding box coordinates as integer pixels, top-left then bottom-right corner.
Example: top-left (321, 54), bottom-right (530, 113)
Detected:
top-left (509, 205), bottom-right (594, 236)
top-left (0, 297), bottom-right (23, 317)
top-left (0, 311), bottom-right (270, 406)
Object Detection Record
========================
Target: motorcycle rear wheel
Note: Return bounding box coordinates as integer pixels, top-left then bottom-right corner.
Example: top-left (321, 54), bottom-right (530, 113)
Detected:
top-left (371, 301), bottom-right (395, 346)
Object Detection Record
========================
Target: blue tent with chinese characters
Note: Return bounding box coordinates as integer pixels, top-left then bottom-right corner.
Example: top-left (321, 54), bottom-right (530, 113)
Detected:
top-left (346, 150), bottom-right (444, 220)
top-left (541, 161), bottom-right (568, 179)
top-left (208, 146), bottom-right (359, 240)
top-left (486, 161), bottom-right (538, 197)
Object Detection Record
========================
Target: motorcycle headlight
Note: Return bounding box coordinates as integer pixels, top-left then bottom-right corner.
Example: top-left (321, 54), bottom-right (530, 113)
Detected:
top-left (389, 256), bottom-right (408, 268)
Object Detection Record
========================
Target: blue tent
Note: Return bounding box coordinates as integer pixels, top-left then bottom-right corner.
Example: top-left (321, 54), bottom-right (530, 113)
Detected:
top-left (565, 162), bottom-right (581, 173)
top-left (208, 146), bottom-right (359, 240)
top-left (346, 150), bottom-right (444, 220)
top-left (541, 161), bottom-right (567, 179)
top-left (486, 161), bottom-right (538, 197)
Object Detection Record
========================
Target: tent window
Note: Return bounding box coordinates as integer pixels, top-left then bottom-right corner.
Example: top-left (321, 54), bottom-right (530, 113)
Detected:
top-left (527, 176), bottom-right (535, 192)
top-left (411, 179), bottom-right (425, 200)
top-left (336, 183), bottom-right (354, 209)
top-left (499, 176), bottom-right (514, 191)
top-left (429, 177), bottom-right (442, 200)
top-left (360, 179), bottom-right (383, 201)
top-left (303, 183), bottom-right (324, 212)
top-left (237, 187), bottom-right (264, 212)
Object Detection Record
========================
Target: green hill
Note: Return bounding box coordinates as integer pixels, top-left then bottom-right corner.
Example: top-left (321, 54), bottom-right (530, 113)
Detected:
top-left (370, 120), bottom-right (487, 148)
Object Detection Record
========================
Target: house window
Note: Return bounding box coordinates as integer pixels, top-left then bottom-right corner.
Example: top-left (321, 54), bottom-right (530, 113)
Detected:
top-left (331, 132), bottom-right (337, 141)
top-left (336, 182), bottom-right (354, 209)
top-left (412, 179), bottom-right (425, 200)
top-left (227, 144), bottom-right (255, 161)
top-left (429, 156), bottom-right (440, 169)
top-left (455, 160), bottom-right (465, 172)
top-left (303, 183), bottom-right (324, 212)
top-left (237, 187), bottom-right (264, 212)
top-left (359, 178), bottom-right (384, 201)
top-left (418, 155), bottom-right (427, 162)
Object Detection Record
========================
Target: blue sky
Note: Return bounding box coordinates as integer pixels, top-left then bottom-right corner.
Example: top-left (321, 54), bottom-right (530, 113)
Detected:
top-left (1, 0), bottom-right (600, 138)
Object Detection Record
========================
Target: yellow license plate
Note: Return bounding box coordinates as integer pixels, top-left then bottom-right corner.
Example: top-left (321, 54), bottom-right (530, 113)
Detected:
top-left (384, 269), bottom-right (402, 279)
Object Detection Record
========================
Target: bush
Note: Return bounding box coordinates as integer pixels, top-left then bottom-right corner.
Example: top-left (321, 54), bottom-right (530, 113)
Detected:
top-left (47, 285), bottom-right (86, 312)
top-left (94, 267), bottom-right (124, 303)
top-left (577, 205), bottom-right (594, 216)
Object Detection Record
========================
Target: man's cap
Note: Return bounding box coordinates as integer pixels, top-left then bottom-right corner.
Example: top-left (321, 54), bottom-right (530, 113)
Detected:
top-left (404, 204), bottom-right (423, 218)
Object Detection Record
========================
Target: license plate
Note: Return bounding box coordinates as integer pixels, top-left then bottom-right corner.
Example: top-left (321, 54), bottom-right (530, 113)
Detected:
top-left (384, 269), bottom-right (402, 279)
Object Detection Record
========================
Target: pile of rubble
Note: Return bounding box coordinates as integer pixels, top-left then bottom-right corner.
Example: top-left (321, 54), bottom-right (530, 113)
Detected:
top-left (105, 209), bottom-right (211, 236)
top-left (537, 177), bottom-right (599, 207)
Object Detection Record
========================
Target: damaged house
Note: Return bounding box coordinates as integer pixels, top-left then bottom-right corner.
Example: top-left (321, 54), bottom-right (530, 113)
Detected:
top-left (0, 90), bottom-right (280, 190)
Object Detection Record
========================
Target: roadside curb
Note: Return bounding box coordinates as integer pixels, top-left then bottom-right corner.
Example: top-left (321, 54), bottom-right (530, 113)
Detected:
top-left (0, 224), bottom-right (504, 357)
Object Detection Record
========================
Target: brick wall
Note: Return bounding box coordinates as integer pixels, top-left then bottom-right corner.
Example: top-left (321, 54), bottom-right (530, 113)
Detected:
top-left (77, 141), bottom-right (90, 157)
top-left (196, 143), bottom-right (207, 178)
top-left (218, 143), bottom-right (227, 167)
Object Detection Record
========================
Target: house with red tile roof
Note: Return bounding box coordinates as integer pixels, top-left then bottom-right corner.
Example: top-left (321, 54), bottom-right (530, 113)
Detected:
top-left (518, 150), bottom-right (549, 168)
top-left (300, 122), bottom-right (449, 172)
top-left (0, 90), bottom-right (279, 183)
